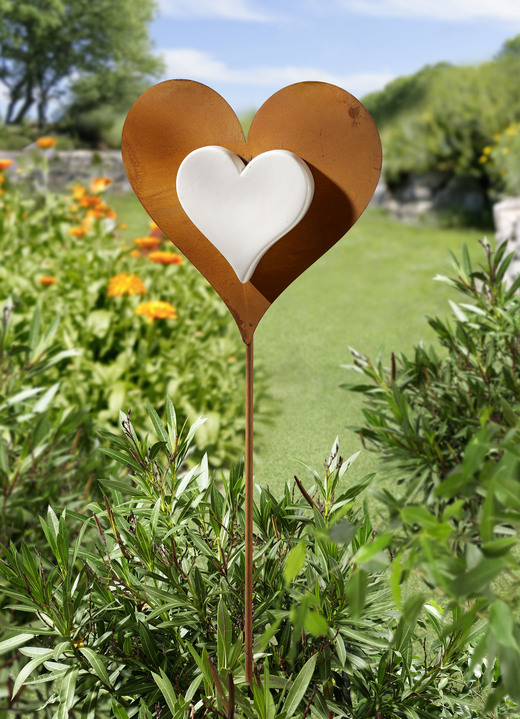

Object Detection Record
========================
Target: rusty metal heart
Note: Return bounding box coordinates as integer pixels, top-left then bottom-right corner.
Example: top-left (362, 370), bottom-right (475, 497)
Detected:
top-left (122, 80), bottom-right (382, 344)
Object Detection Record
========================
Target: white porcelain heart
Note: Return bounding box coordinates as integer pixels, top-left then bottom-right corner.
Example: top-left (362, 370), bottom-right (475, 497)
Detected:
top-left (176, 146), bottom-right (315, 283)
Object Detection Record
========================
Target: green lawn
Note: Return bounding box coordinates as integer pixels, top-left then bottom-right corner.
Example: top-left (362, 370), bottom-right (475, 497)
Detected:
top-left (110, 194), bottom-right (488, 491)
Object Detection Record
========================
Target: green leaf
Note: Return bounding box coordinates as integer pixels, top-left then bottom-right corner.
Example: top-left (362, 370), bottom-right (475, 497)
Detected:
top-left (146, 402), bottom-right (168, 442)
top-left (217, 597), bottom-right (232, 669)
top-left (98, 448), bottom-right (143, 473)
top-left (283, 654), bottom-right (317, 717)
top-left (111, 698), bottom-right (131, 719)
top-left (79, 647), bottom-right (110, 687)
top-left (329, 520), bottom-right (358, 545)
top-left (353, 533), bottom-right (392, 565)
top-left (489, 600), bottom-right (519, 651)
top-left (401, 506), bottom-right (437, 529)
top-left (0, 633), bottom-right (34, 655)
top-left (58, 667), bottom-right (79, 718)
top-left (12, 650), bottom-right (54, 698)
top-left (451, 557), bottom-right (508, 596)
top-left (346, 568), bottom-right (368, 619)
top-left (304, 610), bottom-right (329, 636)
top-left (393, 595), bottom-right (424, 652)
top-left (97, 477), bottom-right (143, 497)
top-left (284, 540), bottom-right (306, 585)
top-left (28, 305), bottom-right (41, 351)
top-left (33, 382), bottom-right (60, 413)
top-left (152, 668), bottom-right (179, 716)
top-left (0, 439), bottom-right (9, 476)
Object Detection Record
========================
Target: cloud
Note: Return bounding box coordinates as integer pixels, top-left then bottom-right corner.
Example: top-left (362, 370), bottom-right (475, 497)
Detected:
top-left (161, 48), bottom-right (394, 99)
top-left (341, 0), bottom-right (520, 22)
top-left (157, 0), bottom-right (277, 21)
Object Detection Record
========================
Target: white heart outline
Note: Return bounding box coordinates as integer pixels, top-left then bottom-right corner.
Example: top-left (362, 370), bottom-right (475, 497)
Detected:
top-left (176, 146), bottom-right (315, 283)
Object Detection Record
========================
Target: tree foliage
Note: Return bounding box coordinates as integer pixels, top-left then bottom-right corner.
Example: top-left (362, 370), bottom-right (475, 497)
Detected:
top-left (364, 35), bottom-right (520, 190)
top-left (0, 0), bottom-right (163, 126)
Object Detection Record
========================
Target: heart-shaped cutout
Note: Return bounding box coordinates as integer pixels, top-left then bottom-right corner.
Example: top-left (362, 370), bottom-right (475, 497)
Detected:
top-left (122, 80), bottom-right (382, 343)
top-left (176, 146), bottom-right (315, 284)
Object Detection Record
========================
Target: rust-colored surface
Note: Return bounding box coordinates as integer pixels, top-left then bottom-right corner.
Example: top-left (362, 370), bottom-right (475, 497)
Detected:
top-left (122, 80), bottom-right (382, 344)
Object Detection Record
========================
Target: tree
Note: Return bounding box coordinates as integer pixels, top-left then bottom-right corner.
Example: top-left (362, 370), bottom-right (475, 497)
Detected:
top-left (0, 0), bottom-right (163, 126)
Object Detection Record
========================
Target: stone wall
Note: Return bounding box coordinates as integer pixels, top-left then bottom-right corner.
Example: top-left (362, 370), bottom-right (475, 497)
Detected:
top-left (371, 172), bottom-right (489, 223)
top-left (493, 197), bottom-right (520, 282)
top-left (1, 149), bottom-right (130, 193)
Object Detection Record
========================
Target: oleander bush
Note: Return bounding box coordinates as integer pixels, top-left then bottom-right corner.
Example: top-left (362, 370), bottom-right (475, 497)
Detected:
top-left (343, 240), bottom-right (520, 712)
top-left (0, 404), bottom-right (504, 717)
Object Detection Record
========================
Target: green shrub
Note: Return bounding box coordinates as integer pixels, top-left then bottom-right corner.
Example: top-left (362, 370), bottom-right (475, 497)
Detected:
top-left (0, 299), bottom-right (98, 546)
top-left (0, 402), bottom-right (504, 717)
top-left (364, 36), bottom-right (520, 197)
top-left (344, 240), bottom-right (520, 507)
top-left (343, 241), bottom-right (520, 711)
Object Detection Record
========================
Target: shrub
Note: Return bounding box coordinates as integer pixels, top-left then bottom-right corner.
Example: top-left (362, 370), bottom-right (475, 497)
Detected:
top-left (343, 241), bottom-right (520, 711)
top-left (364, 36), bottom-right (520, 199)
top-left (0, 299), bottom-right (97, 546)
top-left (0, 402), bottom-right (504, 717)
top-left (344, 240), bottom-right (520, 507)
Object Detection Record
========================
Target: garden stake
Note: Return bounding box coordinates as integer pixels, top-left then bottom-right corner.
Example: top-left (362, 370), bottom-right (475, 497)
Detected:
top-left (121, 77), bottom-right (381, 691)
top-left (244, 338), bottom-right (254, 685)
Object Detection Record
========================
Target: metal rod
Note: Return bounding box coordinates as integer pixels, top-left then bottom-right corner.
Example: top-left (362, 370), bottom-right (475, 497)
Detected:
top-left (244, 337), bottom-right (254, 686)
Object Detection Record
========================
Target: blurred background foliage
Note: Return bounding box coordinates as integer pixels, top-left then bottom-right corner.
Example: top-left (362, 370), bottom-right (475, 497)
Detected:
top-left (363, 34), bottom-right (520, 198)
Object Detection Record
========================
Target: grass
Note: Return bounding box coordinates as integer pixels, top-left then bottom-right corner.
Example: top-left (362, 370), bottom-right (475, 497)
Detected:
top-left (110, 193), bottom-right (488, 492)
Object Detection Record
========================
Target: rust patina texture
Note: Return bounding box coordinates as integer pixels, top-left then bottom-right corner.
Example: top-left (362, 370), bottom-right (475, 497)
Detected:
top-left (122, 79), bottom-right (382, 343)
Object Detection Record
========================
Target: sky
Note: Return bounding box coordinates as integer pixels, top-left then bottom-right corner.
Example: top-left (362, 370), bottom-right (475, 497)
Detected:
top-left (150, 0), bottom-right (520, 115)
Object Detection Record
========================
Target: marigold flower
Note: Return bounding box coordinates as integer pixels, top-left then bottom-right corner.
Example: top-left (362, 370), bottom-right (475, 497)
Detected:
top-left (69, 227), bottom-right (86, 238)
top-left (89, 177), bottom-right (113, 194)
top-left (134, 236), bottom-right (162, 249)
top-left (108, 272), bottom-right (147, 297)
top-left (72, 184), bottom-right (86, 200)
top-left (68, 204), bottom-right (79, 212)
top-left (129, 249), bottom-right (140, 258)
top-left (136, 300), bottom-right (177, 322)
top-left (80, 195), bottom-right (102, 208)
top-left (0, 159), bottom-right (13, 171)
top-left (149, 220), bottom-right (159, 230)
top-left (39, 276), bottom-right (58, 286)
top-left (36, 137), bottom-right (56, 149)
top-left (119, 223), bottom-right (129, 230)
top-left (148, 251), bottom-right (184, 265)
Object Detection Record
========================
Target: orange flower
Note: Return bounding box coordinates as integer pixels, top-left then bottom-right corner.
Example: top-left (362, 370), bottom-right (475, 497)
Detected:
top-left (107, 272), bottom-right (147, 297)
top-left (80, 195), bottom-right (102, 208)
top-left (39, 276), bottom-right (58, 286)
top-left (149, 220), bottom-right (159, 230)
top-left (129, 249), bottom-right (140, 258)
top-left (148, 251), bottom-right (184, 265)
top-left (89, 177), bottom-right (113, 194)
top-left (68, 204), bottom-right (79, 212)
top-left (36, 137), bottom-right (56, 149)
top-left (69, 227), bottom-right (86, 238)
top-left (0, 159), bottom-right (13, 171)
top-left (136, 300), bottom-right (177, 322)
top-left (72, 184), bottom-right (86, 201)
top-left (119, 223), bottom-right (129, 230)
top-left (134, 236), bottom-right (161, 249)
